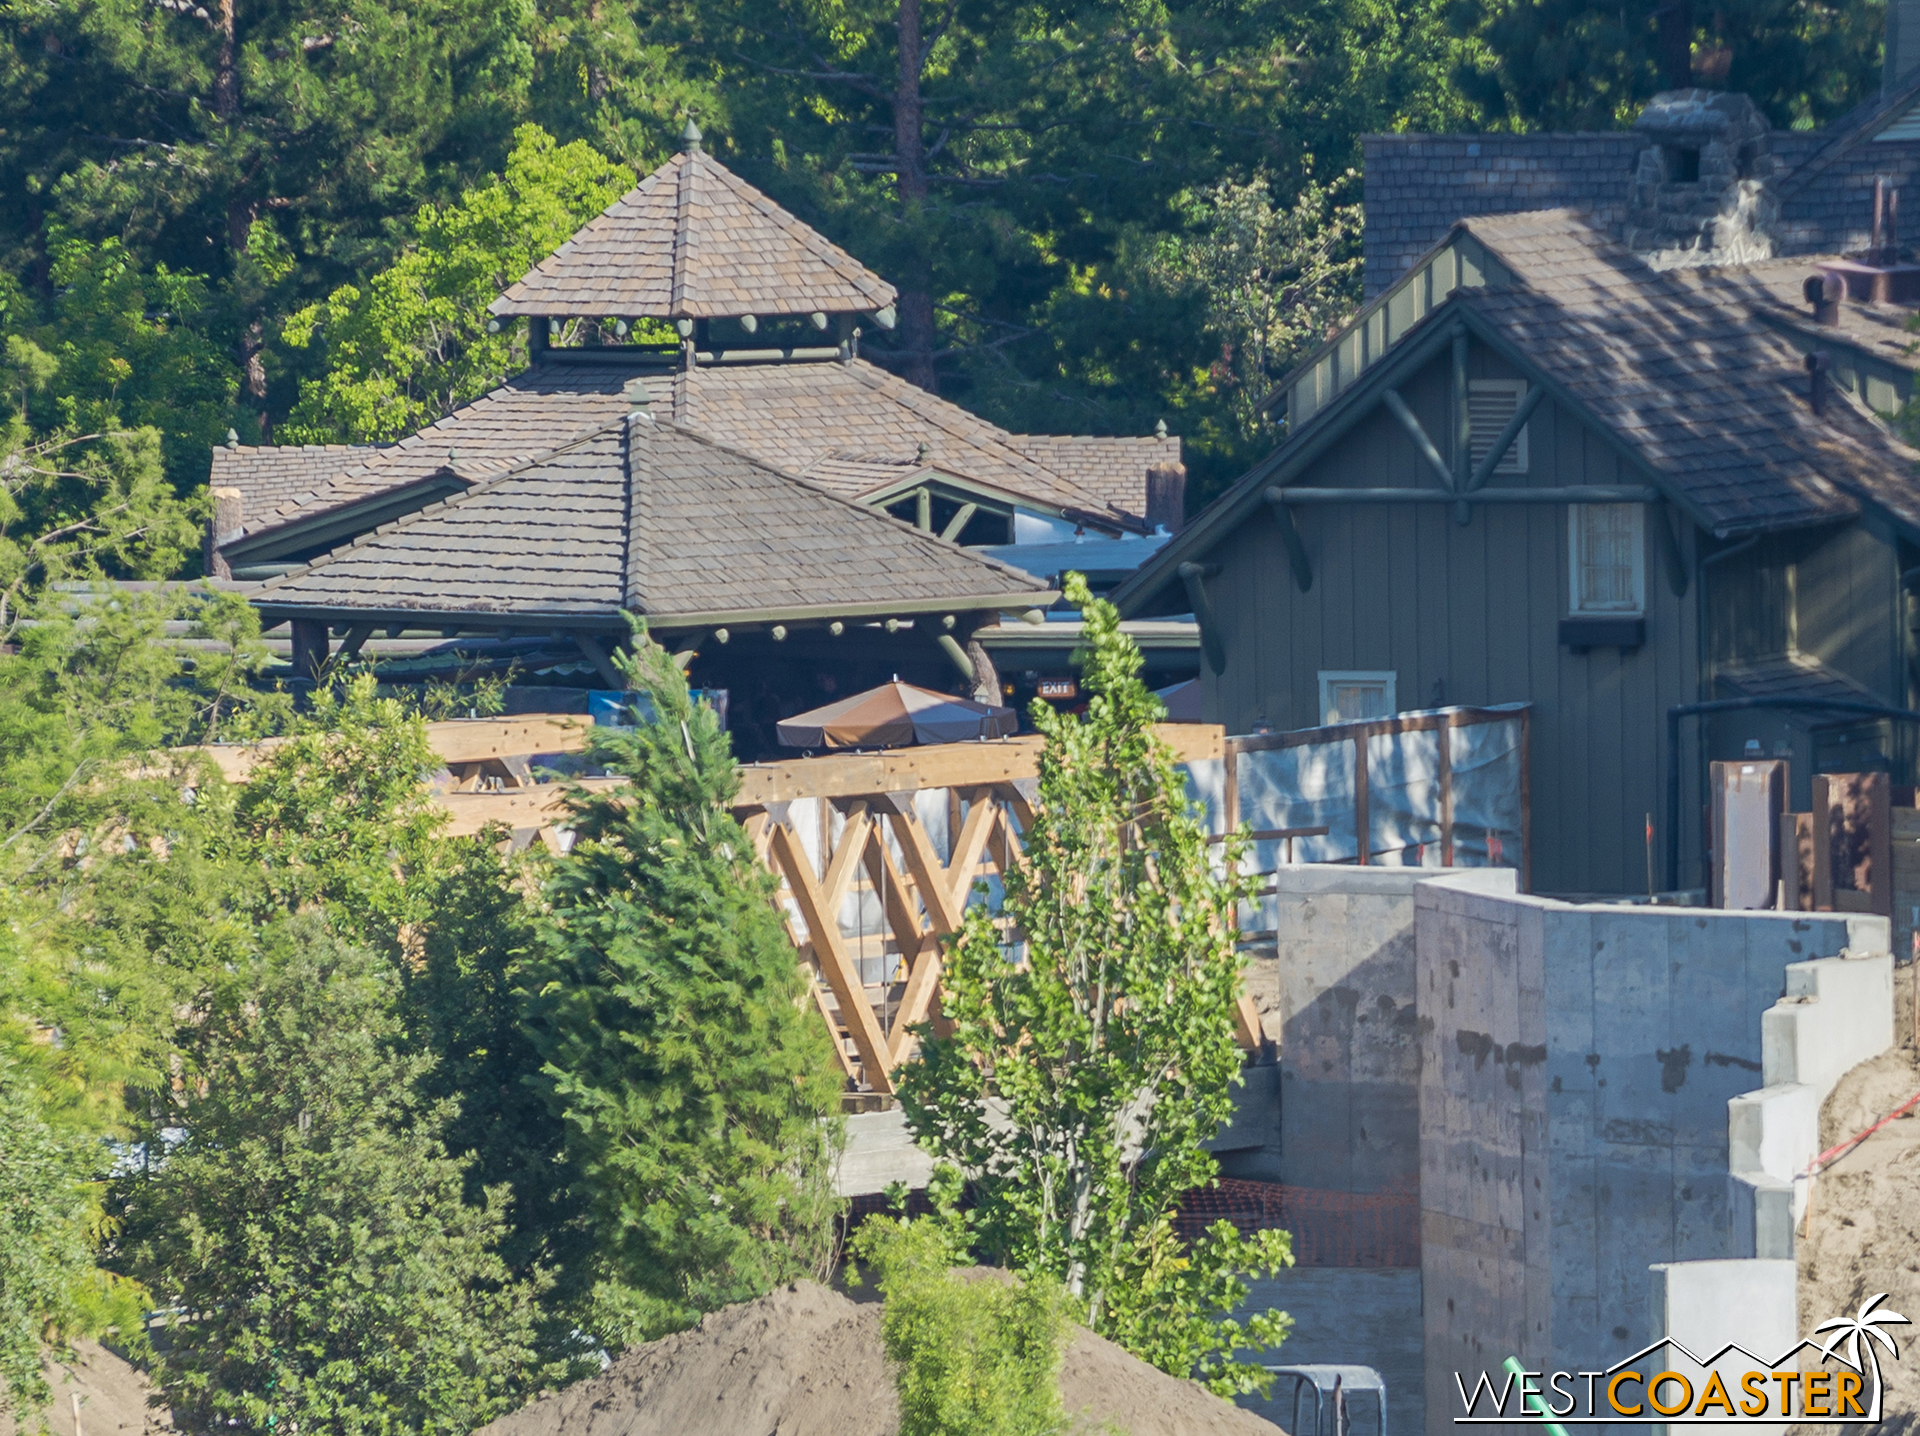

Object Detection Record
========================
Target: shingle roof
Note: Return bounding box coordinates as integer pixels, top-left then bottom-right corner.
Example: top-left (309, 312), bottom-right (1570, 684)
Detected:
top-left (1448, 210), bottom-right (1880, 531)
top-left (1714, 651), bottom-right (1882, 702)
top-left (211, 443), bottom-right (378, 516)
top-left (254, 416), bottom-right (1056, 626)
top-left (666, 358), bottom-right (1152, 516)
top-left (226, 353), bottom-right (1168, 550)
top-left (1113, 208), bottom-right (1920, 614)
top-left (489, 147), bottom-right (896, 320)
top-left (225, 362), bottom-right (648, 538)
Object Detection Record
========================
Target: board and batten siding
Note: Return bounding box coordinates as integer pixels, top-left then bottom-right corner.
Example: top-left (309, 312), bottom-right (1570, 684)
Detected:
top-left (1198, 342), bottom-right (1702, 897)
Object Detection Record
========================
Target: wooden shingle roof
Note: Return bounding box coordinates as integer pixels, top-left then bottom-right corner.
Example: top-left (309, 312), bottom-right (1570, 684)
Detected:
top-left (489, 136), bottom-right (896, 321)
top-left (254, 416), bottom-right (1055, 628)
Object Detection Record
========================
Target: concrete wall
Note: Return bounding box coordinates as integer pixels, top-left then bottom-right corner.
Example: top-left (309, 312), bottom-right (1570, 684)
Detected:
top-left (1238, 866), bottom-right (1517, 1192)
top-left (1235, 1269), bottom-right (1426, 1436)
top-left (1414, 874), bottom-right (1887, 1436)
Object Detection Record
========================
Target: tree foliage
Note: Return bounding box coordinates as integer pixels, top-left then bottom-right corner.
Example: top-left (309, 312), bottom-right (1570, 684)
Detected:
top-left (122, 920), bottom-right (557, 1436)
top-left (279, 127), bottom-right (635, 443)
top-left (525, 631), bottom-right (844, 1346)
top-left (852, 1190), bottom-right (1070, 1436)
top-left (896, 574), bottom-right (1292, 1394)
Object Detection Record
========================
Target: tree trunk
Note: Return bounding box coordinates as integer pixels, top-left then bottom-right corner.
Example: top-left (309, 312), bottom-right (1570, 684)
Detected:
top-left (215, 1), bottom-right (269, 436)
top-left (893, 0), bottom-right (937, 391)
top-left (1655, 0), bottom-right (1692, 90)
top-left (214, 0), bottom-right (238, 120)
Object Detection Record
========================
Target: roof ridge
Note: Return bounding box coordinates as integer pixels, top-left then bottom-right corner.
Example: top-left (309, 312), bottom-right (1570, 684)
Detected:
top-left (623, 411), bottom-right (648, 613)
top-left (646, 416), bottom-right (1051, 588)
top-left (671, 153), bottom-right (694, 317)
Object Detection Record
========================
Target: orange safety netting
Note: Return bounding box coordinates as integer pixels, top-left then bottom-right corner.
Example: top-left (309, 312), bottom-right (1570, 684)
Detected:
top-left (1173, 1179), bottom-right (1420, 1268)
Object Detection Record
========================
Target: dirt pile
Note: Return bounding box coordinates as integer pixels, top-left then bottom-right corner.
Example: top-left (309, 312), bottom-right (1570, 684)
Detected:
top-left (1799, 1015), bottom-right (1920, 1436)
top-left (472, 1280), bottom-right (1283, 1436)
top-left (0, 1340), bottom-right (171, 1436)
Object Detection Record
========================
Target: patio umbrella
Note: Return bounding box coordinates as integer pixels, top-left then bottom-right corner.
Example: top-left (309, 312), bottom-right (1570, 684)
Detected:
top-left (776, 679), bottom-right (1019, 749)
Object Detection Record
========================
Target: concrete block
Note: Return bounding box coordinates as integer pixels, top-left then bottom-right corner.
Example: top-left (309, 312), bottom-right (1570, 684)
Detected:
top-left (836, 1107), bottom-right (936, 1197)
top-left (1762, 952), bottom-right (1894, 1094)
top-left (1649, 1259), bottom-right (1798, 1434)
top-left (1727, 1082), bottom-right (1818, 1184)
top-left (1728, 1171), bottom-right (1795, 1259)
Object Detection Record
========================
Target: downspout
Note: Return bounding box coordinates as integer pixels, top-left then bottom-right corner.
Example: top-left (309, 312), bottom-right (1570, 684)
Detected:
top-left (1665, 696), bottom-right (1920, 893)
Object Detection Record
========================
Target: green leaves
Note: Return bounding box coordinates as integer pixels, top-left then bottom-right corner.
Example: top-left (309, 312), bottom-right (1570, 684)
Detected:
top-left (896, 572), bottom-right (1292, 1396)
top-left (279, 126), bottom-right (634, 444)
top-left (853, 1208), bottom-right (1071, 1436)
top-left (121, 922), bottom-right (559, 1436)
top-left (525, 626), bottom-right (845, 1348)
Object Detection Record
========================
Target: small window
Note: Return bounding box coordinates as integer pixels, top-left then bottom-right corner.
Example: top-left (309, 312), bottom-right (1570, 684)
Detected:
top-left (1468, 380), bottom-right (1529, 475)
top-left (1319, 670), bottom-right (1397, 726)
top-left (1568, 504), bottom-right (1645, 614)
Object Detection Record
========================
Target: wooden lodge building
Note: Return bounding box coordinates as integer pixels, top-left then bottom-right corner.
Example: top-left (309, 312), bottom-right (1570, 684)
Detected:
top-left (209, 123), bottom-right (1193, 755)
top-left (1115, 84), bottom-right (1920, 897)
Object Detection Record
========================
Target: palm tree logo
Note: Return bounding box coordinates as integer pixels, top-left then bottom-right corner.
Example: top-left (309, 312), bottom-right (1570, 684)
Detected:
top-left (1814, 1293), bottom-right (1910, 1421)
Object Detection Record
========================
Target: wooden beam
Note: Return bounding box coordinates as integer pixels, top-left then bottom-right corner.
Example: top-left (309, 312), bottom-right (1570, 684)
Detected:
top-left (768, 822), bottom-right (894, 1090)
top-left (572, 634), bottom-right (626, 691)
top-left (186, 715), bottom-right (592, 783)
top-left (936, 633), bottom-right (975, 682)
top-left (336, 622), bottom-right (376, 663)
top-left (1261, 488), bottom-right (1314, 593)
top-left (938, 502), bottom-right (979, 542)
top-left (1451, 332), bottom-right (1471, 492)
top-left (1178, 563), bottom-right (1226, 676)
top-left (732, 726), bottom-right (1225, 806)
top-left (946, 791), bottom-right (999, 911)
top-left (915, 487), bottom-right (932, 532)
top-left (888, 802), bottom-right (968, 936)
top-left (1381, 389), bottom-right (1456, 493)
top-left (821, 805), bottom-right (873, 914)
top-left (439, 776), bottom-right (624, 836)
top-left (1654, 500), bottom-right (1690, 597)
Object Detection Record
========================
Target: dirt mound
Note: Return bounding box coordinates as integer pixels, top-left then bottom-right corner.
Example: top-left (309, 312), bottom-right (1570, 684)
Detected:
top-left (0, 1339), bottom-right (171, 1436)
top-left (472, 1280), bottom-right (1283, 1436)
top-left (1799, 1016), bottom-right (1920, 1436)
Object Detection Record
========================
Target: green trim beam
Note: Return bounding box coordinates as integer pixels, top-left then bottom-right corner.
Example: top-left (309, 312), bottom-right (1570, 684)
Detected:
top-left (1261, 488), bottom-right (1315, 592)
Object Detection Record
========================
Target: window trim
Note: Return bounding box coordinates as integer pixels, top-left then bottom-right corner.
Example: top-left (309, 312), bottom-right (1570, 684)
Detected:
top-left (1468, 379), bottom-right (1530, 475)
top-left (1318, 670), bottom-right (1398, 726)
top-left (1567, 503), bottom-right (1646, 616)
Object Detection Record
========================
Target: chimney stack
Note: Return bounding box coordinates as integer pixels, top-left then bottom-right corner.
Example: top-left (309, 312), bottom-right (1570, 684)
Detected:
top-left (1145, 462), bottom-right (1187, 533)
top-left (1888, 0), bottom-right (1920, 93)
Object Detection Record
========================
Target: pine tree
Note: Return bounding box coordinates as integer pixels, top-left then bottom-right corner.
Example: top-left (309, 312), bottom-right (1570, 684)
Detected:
top-left (525, 631), bottom-right (845, 1347)
top-left (895, 574), bottom-right (1293, 1395)
top-left (122, 920), bottom-right (558, 1436)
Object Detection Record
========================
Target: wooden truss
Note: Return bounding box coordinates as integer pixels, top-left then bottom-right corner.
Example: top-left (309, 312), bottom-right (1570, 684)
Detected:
top-left (744, 783), bottom-right (1033, 1093)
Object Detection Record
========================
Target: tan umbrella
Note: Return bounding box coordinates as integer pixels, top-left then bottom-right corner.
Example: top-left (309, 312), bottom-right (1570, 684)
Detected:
top-left (777, 679), bottom-right (1019, 749)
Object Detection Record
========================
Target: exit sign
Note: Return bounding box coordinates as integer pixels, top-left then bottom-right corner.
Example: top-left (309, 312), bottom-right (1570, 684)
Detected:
top-left (1036, 679), bottom-right (1078, 700)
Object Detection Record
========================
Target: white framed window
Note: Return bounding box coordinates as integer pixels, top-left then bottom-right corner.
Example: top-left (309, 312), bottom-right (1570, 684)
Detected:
top-left (1469, 380), bottom-right (1529, 475)
top-left (1319, 671), bottom-right (1397, 725)
top-left (1568, 504), bottom-right (1645, 614)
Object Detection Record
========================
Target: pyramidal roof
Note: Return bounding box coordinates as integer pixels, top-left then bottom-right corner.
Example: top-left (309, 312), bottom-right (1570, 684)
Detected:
top-left (490, 123), bottom-right (897, 322)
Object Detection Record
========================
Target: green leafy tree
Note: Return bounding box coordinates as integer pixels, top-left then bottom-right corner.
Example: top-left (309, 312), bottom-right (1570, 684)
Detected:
top-left (0, 1057), bottom-right (101, 1423)
top-left (525, 631), bottom-right (844, 1346)
top-left (279, 126), bottom-right (635, 444)
top-left (122, 920), bottom-right (558, 1436)
top-left (1152, 170), bottom-right (1363, 444)
top-left (852, 1190), bottom-right (1070, 1436)
top-left (895, 574), bottom-right (1292, 1395)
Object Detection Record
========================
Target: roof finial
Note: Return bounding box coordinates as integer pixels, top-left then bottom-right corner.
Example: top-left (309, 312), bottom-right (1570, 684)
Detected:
top-left (1155, 418), bottom-right (1168, 438)
top-left (681, 116), bottom-right (703, 153)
